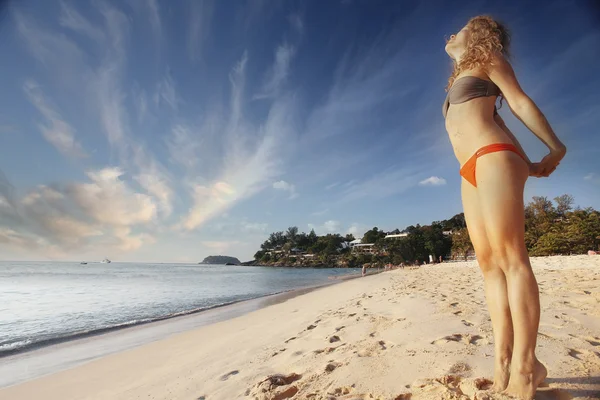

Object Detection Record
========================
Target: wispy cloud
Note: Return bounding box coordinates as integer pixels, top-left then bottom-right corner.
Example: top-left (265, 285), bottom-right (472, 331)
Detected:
top-left (154, 71), bottom-right (180, 111)
top-left (273, 180), bottom-right (298, 199)
top-left (254, 43), bottom-right (295, 99)
top-left (288, 13), bottom-right (303, 35)
top-left (178, 51), bottom-right (296, 231)
top-left (167, 125), bottom-right (203, 170)
top-left (584, 173), bottom-right (600, 184)
top-left (419, 176), bottom-right (447, 186)
top-left (187, 0), bottom-right (214, 61)
top-left (14, 10), bottom-right (87, 85)
top-left (338, 166), bottom-right (422, 203)
top-left (59, 1), bottom-right (105, 43)
top-left (145, 0), bottom-right (162, 42)
top-left (11, 2), bottom-right (174, 252)
top-left (311, 208), bottom-right (329, 216)
top-left (23, 80), bottom-right (87, 158)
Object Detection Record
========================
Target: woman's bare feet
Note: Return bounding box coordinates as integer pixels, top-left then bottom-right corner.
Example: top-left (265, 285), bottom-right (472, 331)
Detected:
top-left (491, 358), bottom-right (511, 392)
top-left (503, 358), bottom-right (547, 400)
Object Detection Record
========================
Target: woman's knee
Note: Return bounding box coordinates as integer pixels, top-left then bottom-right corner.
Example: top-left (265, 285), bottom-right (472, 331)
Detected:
top-left (490, 243), bottom-right (530, 273)
top-left (475, 248), bottom-right (496, 274)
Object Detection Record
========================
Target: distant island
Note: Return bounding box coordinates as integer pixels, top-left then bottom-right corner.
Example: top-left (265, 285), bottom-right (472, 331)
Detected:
top-left (199, 255), bottom-right (241, 265)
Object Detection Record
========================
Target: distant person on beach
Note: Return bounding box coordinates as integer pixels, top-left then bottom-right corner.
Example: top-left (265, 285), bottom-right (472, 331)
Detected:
top-left (361, 265), bottom-right (366, 277)
top-left (443, 16), bottom-right (566, 399)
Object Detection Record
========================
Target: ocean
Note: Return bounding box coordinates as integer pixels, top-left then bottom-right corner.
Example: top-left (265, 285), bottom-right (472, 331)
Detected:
top-left (0, 261), bottom-right (360, 357)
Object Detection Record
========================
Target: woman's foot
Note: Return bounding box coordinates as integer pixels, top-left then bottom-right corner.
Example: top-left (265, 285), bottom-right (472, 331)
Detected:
top-left (491, 358), bottom-right (511, 392)
top-left (503, 359), bottom-right (547, 400)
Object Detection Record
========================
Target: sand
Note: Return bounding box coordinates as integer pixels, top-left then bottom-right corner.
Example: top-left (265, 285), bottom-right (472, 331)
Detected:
top-left (1, 255), bottom-right (599, 400)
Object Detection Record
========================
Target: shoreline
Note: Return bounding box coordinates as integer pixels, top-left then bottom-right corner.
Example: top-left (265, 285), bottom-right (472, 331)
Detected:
top-left (0, 270), bottom-right (369, 388)
top-left (3, 256), bottom-right (597, 399)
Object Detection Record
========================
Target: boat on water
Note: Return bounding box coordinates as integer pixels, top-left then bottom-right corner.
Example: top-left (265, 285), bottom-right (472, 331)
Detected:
top-left (100, 258), bottom-right (112, 264)
top-left (80, 262), bottom-right (88, 265)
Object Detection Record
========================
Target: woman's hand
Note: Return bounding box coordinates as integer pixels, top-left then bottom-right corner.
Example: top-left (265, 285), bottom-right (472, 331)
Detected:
top-left (530, 146), bottom-right (566, 177)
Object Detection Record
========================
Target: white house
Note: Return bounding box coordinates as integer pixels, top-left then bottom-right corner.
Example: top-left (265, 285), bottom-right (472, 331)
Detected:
top-left (384, 233), bottom-right (408, 239)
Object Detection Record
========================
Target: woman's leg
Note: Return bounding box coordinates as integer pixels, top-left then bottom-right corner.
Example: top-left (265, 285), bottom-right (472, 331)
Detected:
top-left (475, 151), bottom-right (547, 400)
top-left (461, 178), bottom-right (514, 391)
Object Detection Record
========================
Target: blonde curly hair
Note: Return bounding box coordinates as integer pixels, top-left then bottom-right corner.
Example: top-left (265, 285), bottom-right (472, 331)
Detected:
top-left (446, 15), bottom-right (511, 91)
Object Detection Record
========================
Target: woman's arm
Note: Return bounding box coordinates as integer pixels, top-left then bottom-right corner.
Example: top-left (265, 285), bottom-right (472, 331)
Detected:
top-left (487, 54), bottom-right (566, 155)
top-left (493, 113), bottom-right (532, 165)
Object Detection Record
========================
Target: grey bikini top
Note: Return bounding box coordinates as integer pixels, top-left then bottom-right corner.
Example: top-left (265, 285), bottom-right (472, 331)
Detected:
top-left (443, 76), bottom-right (500, 118)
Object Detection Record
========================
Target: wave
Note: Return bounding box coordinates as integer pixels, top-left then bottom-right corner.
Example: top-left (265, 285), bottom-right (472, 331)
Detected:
top-left (0, 288), bottom-right (306, 358)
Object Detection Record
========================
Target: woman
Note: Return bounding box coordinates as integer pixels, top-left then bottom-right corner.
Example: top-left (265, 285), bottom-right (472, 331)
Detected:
top-left (443, 16), bottom-right (566, 400)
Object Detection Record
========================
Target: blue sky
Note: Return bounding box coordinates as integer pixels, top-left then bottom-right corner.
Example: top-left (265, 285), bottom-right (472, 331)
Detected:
top-left (0, 0), bottom-right (598, 262)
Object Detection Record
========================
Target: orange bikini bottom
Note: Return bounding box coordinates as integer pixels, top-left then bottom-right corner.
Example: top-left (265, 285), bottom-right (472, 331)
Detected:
top-left (459, 143), bottom-right (526, 187)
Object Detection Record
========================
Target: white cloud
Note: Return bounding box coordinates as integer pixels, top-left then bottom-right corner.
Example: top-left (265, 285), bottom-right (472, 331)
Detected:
top-left (419, 176), bottom-right (447, 186)
top-left (15, 11), bottom-right (86, 77)
top-left (187, 0), bottom-right (214, 61)
top-left (255, 43), bottom-right (295, 99)
top-left (154, 72), bottom-right (180, 110)
top-left (273, 180), bottom-right (298, 199)
top-left (308, 220), bottom-right (341, 235)
top-left (0, 167), bottom-right (160, 256)
top-left (145, 0), bottom-right (162, 42)
top-left (23, 80), bottom-right (87, 158)
top-left (347, 223), bottom-right (365, 238)
top-left (339, 167), bottom-right (421, 202)
top-left (179, 51), bottom-right (296, 231)
top-left (167, 125), bottom-right (202, 170)
top-left (241, 221), bottom-right (268, 233)
top-left (584, 173), bottom-right (600, 184)
top-left (311, 208), bottom-right (329, 216)
top-left (6, 3), bottom-right (301, 261)
top-left (288, 14), bottom-right (303, 34)
top-left (133, 88), bottom-right (149, 123)
top-left (70, 168), bottom-right (157, 226)
top-left (59, 1), bottom-right (105, 43)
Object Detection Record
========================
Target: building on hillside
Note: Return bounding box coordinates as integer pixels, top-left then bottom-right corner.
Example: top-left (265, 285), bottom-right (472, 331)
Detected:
top-left (384, 233), bottom-right (409, 239)
top-left (351, 243), bottom-right (375, 254)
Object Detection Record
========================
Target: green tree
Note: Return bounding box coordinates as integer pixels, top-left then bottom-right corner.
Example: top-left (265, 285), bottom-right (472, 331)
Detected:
top-left (554, 194), bottom-right (574, 218)
top-left (286, 226), bottom-right (299, 246)
top-left (451, 228), bottom-right (473, 260)
top-left (362, 227), bottom-right (386, 244)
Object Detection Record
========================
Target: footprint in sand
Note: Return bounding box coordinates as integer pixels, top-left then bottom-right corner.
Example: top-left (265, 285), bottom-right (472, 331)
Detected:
top-left (314, 343), bottom-right (345, 355)
top-left (271, 348), bottom-right (287, 357)
top-left (250, 373), bottom-right (302, 400)
top-left (325, 361), bottom-right (342, 372)
top-left (329, 335), bottom-right (341, 343)
top-left (569, 333), bottom-right (600, 346)
top-left (220, 370), bottom-right (239, 381)
top-left (461, 320), bottom-right (474, 327)
top-left (431, 333), bottom-right (484, 345)
top-left (356, 340), bottom-right (391, 357)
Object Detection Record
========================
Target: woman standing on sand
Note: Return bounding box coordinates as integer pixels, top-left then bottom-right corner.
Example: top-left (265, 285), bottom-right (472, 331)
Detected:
top-left (443, 16), bottom-right (566, 400)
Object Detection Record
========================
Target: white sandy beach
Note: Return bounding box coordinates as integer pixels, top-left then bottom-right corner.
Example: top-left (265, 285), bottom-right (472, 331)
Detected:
top-left (1, 255), bottom-right (599, 400)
